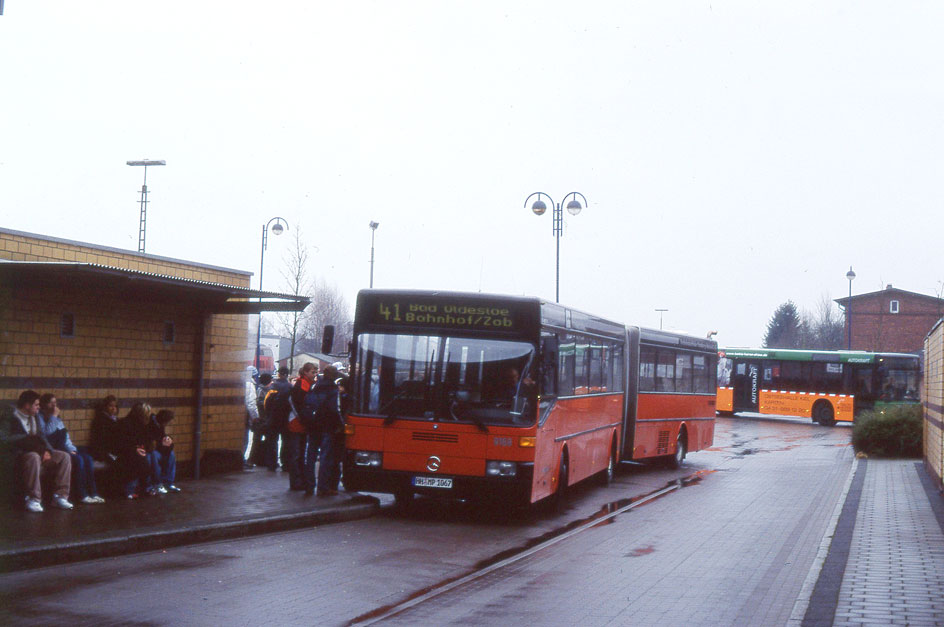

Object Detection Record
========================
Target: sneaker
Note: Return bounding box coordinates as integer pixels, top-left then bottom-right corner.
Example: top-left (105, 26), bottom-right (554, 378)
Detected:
top-left (156, 484), bottom-right (169, 495)
top-left (92, 496), bottom-right (106, 503)
top-left (52, 495), bottom-right (74, 510)
top-left (165, 484), bottom-right (181, 493)
top-left (25, 497), bottom-right (43, 513)
top-left (81, 496), bottom-right (98, 504)
top-left (126, 493), bottom-right (139, 500)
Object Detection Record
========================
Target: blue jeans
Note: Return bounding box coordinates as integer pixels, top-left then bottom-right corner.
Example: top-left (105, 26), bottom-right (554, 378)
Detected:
top-left (283, 431), bottom-right (306, 489)
top-left (147, 449), bottom-right (176, 486)
top-left (303, 425), bottom-right (324, 491)
top-left (70, 447), bottom-right (99, 500)
top-left (317, 431), bottom-right (344, 493)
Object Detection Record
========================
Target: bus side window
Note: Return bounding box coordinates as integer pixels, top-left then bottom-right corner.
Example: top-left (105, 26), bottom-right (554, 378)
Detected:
top-left (540, 333), bottom-right (559, 398)
top-left (639, 347), bottom-right (656, 391)
top-left (559, 336), bottom-right (576, 396)
top-left (656, 350), bottom-right (676, 392)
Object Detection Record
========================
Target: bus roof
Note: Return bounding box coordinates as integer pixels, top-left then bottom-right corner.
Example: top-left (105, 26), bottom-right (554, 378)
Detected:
top-left (719, 347), bottom-right (919, 364)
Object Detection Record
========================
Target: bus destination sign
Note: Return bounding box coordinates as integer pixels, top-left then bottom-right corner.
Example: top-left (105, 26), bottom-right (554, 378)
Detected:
top-left (374, 300), bottom-right (516, 330)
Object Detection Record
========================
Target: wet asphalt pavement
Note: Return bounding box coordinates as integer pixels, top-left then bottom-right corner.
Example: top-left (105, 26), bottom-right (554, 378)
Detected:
top-left (0, 415), bottom-right (859, 625)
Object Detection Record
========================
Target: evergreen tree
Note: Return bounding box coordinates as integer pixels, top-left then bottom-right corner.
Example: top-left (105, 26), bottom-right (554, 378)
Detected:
top-left (764, 301), bottom-right (804, 348)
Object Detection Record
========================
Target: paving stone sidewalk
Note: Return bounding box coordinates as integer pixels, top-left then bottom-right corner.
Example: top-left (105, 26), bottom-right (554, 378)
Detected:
top-left (0, 466), bottom-right (379, 572)
top-left (803, 459), bottom-right (944, 626)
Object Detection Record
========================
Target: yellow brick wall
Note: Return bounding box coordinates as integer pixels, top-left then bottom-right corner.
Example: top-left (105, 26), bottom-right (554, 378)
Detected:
top-left (925, 321), bottom-right (944, 490)
top-left (0, 229), bottom-right (253, 472)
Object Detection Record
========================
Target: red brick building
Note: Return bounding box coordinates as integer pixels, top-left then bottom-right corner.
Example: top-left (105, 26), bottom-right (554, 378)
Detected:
top-left (835, 285), bottom-right (944, 354)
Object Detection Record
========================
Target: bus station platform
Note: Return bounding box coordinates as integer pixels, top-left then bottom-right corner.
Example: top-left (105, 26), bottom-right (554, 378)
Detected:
top-left (0, 467), bottom-right (379, 573)
top-left (1, 458), bottom-right (942, 626)
top-left (796, 458), bottom-right (944, 626)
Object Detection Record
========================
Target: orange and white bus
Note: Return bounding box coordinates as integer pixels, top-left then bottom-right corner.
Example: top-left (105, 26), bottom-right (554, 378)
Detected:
top-left (342, 289), bottom-right (717, 506)
top-left (716, 348), bottom-right (920, 425)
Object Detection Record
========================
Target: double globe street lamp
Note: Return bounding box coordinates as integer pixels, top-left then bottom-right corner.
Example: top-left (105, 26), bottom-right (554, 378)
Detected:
top-left (524, 191), bottom-right (588, 303)
top-left (254, 217), bottom-right (288, 370)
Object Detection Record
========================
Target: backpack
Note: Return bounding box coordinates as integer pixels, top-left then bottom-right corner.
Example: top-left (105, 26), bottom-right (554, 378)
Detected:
top-left (300, 382), bottom-right (342, 432)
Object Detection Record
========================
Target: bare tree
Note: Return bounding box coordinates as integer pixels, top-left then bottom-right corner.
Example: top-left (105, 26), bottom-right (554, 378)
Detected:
top-left (303, 278), bottom-right (354, 355)
top-left (275, 224), bottom-right (313, 372)
top-left (803, 294), bottom-right (844, 350)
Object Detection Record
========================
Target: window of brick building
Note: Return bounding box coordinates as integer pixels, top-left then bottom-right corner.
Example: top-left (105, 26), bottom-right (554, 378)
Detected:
top-left (163, 321), bottom-right (176, 344)
top-left (60, 313), bottom-right (75, 338)
top-left (889, 300), bottom-right (900, 314)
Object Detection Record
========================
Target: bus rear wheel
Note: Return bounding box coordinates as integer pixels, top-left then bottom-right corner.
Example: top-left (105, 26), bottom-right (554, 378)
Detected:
top-left (813, 401), bottom-right (835, 427)
top-left (599, 441), bottom-right (617, 486)
top-left (668, 430), bottom-right (687, 469)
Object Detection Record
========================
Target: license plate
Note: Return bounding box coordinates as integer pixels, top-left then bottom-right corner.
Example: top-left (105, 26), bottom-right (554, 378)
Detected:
top-left (412, 476), bottom-right (453, 489)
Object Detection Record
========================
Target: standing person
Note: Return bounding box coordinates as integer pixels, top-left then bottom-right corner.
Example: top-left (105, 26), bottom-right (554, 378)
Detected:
top-left (264, 366), bottom-right (293, 471)
top-left (0, 390), bottom-right (73, 512)
top-left (37, 393), bottom-right (104, 504)
top-left (89, 395), bottom-right (121, 464)
top-left (243, 366), bottom-right (259, 468)
top-left (302, 365), bottom-right (344, 497)
top-left (116, 402), bottom-right (154, 499)
top-left (247, 373), bottom-right (273, 467)
top-left (146, 409), bottom-right (180, 493)
top-left (287, 363), bottom-right (318, 492)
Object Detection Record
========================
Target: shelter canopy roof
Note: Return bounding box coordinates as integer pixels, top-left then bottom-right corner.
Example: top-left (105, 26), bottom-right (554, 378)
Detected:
top-left (0, 261), bottom-right (310, 314)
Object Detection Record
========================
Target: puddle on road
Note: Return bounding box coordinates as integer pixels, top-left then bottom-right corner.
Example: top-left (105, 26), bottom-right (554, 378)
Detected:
top-left (348, 469), bottom-right (714, 626)
top-left (626, 544), bottom-right (656, 557)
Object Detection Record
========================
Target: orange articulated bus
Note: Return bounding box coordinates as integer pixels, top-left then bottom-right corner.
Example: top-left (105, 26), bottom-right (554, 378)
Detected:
top-left (716, 348), bottom-right (920, 425)
top-left (342, 289), bottom-right (717, 506)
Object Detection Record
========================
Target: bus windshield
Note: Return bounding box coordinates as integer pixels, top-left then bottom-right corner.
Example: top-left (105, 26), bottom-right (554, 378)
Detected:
top-left (354, 333), bottom-right (537, 427)
top-left (877, 367), bottom-right (920, 402)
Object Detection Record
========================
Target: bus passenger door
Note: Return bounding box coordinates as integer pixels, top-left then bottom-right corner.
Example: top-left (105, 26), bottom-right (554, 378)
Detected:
top-left (732, 360), bottom-right (760, 412)
top-left (532, 332), bottom-right (559, 502)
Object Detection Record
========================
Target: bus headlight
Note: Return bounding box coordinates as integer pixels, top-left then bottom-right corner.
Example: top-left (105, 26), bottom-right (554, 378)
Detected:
top-left (353, 451), bottom-right (382, 468)
top-left (486, 460), bottom-right (517, 477)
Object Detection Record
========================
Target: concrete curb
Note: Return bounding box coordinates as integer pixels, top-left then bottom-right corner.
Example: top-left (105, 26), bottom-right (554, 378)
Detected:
top-left (0, 494), bottom-right (380, 573)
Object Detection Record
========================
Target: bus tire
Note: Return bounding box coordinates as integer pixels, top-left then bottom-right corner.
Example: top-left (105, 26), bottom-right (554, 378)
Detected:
top-left (813, 401), bottom-right (835, 427)
top-left (553, 450), bottom-right (569, 509)
top-left (599, 438), bottom-right (617, 486)
top-left (668, 429), bottom-right (687, 469)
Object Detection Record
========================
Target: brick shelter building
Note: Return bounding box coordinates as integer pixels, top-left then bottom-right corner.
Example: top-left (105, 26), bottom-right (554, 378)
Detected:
top-left (835, 285), bottom-right (944, 354)
top-left (0, 227), bottom-right (309, 477)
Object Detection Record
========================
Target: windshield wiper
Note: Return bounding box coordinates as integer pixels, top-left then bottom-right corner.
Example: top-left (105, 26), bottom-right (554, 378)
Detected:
top-left (449, 400), bottom-right (489, 433)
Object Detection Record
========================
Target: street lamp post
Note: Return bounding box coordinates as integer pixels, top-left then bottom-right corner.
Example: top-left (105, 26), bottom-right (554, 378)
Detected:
top-left (255, 217), bottom-right (288, 370)
top-left (846, 266), bottom-right (856, 350)
top-left (655, 308), bottom-right (668, 330)
top-left (126, 159), bottom-right (166, 253)
top-left (369, 221), bottom-right (379, 288)
top-left (524, 191), bottom-right (588, 303)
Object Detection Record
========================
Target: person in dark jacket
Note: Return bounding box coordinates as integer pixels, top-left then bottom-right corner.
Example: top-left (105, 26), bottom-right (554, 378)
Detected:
top-left (89, 395), bottom-right (121, 464)
top-left (116, 402), bottom-right (154, 499)
top-left (264, 366), bottom-right (293, 471)
top-left (0, 390), bottom-right (73, 512)
top-left (146, 409), bottom-right (179, 494)
top-left (302, 365), bottom-right (344, 497)
top-left (286, 363), bottom-right (318, 492)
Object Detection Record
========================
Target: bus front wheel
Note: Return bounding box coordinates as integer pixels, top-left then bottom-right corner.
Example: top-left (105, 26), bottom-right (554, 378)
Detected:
top-left (813, 401), bottom-right (835, 427)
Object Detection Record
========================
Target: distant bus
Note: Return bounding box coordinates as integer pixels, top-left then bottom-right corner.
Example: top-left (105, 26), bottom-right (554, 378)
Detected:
top-left (716, 348), bottom-right (921, 425)
top-left (342, 289), bottom-right (718, 506)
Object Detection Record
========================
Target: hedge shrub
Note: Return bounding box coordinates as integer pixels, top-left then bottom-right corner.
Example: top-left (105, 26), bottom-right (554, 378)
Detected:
top-left (851, 404), bottom-right (923, 458)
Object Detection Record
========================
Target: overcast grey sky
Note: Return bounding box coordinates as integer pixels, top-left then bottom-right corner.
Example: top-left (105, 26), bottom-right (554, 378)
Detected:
top-left (2, 1), bottom-right (942, 347)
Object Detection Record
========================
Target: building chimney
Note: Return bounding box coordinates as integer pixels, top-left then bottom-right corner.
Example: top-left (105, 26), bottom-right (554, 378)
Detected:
top-left (886, 284), bottom-right (893, 290)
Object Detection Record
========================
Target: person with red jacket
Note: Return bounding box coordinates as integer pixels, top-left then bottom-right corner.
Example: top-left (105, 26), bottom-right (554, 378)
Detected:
top-left (285, 363), bottom-right (318, 492)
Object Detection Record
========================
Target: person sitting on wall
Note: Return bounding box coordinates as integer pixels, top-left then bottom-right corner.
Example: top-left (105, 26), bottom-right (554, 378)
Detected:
top-left (89, 395), bottom-right (121, 465)
top-left (0, 390), bottom-right (73, 512)
top-left (146, 409), bottom-right (180, 494)
top-left (37, 393), bottom-right (104, 504)
top-left (116, 402), bottom-right (155, 499)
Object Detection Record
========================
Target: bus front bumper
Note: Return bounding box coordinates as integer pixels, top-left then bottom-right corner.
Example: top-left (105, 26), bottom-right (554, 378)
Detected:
top-left (343, 452), bottom-right (534, 503)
